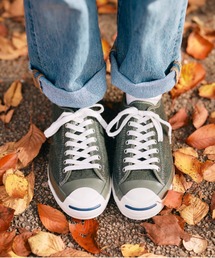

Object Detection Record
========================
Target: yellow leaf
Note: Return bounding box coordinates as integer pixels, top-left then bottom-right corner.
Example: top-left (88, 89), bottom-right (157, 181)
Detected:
top-left (173, 151), bottom-right (202, 183)
top-left (199, 83), bottom-right (215, 99)
top-left (12, 32), bottom-right (27, 50)
top-left (28, 231), bottom-right (65, 257)
top-left (121, 243), bottom-right (147, 257)
top-left (183, 235), bottom-right (207, 254)
top-left (4, 80), bottom-right (23, 107)
top-left (178, 194), bottom-right (209, 225)
top-left (4, 170), bottom-right (28, 198)
top-left (50, 248), bottom-right (93, 257)
top-left (0, 109), bottom-right (15, 124)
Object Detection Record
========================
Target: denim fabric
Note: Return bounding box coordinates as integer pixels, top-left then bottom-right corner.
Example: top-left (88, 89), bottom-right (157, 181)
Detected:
top-left (24, 0), bottom-right (188, 108)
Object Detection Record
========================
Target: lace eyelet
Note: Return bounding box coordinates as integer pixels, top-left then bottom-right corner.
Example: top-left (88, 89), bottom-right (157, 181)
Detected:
top-left (125, 140), bottom-right (129, 145)
top-left (92, 129), bottom-right (95, 133)
top-left (63, 160), bottom-right (67, 165)
top-left (62, 168), bottom-right (66, 173)
top-left (157, 158), bottom-right (160, 163)
top-left (128, 122), bottom-right (131, 126)
top-left (98, 165), bottom-right (102, 170)
top-left (97, 155), bottom-right (101, 160)
top-left (124, 149), bottom-right (128, 154)
top-left (127, 131), bottom-right (130, 136)
top-left (155, 148), bottom-right (159, 153)
top-left (94, 137), bottom-right (97, 142)
top-left (154, 140), bottom-right (157, 144)
top-left (96, 146), bottom-right (99, 151)
top-left (64, 151), bottom-right (67, 156)
top-left (122, 167), bottom-right (126, 173)
top-left (123, 158), bottom-right (126, 163)
top-left (157, 167), bottom-right (161, 172)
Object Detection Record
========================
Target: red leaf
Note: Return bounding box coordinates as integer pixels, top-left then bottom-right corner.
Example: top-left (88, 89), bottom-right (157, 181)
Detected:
top-left (69, 219), bottom-right (100, 254)
top-left (163, 190), bottom-right (183, 209)
top-left (186, 124), bottom-right (215, 149)
top-left (12, 231), bottom-right (33, 256)
top-left (0, 152), bottom-right (18, 185)
top-left (192, 101), bottom-right (208, 129)
top-left (169, 108), bottom-right (189, 130)
top-left (0, 230), bottom-right (16, 255)
top-left (0, 204), bottom-right (15, 232)
top-left (37, 204), bottom-right (69, 234)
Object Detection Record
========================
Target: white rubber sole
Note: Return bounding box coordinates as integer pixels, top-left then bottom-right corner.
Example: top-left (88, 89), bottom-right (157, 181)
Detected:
top-left (112, 181), bottom-right (165, 220)
top-left (48, 175), bottom-right (111, 220)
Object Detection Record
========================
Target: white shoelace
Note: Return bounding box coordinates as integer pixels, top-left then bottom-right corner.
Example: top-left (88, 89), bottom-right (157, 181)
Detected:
top-left (106, 107), bottom-right (172, 173)
top-left (44, 104), bottom-right (107, 173)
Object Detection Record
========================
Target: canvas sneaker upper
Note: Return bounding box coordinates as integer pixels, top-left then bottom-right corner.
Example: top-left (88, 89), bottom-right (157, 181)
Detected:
top-left (44, 104), bottom-right (111, 219)
top-left (106, 99), bottom-right (174, 220)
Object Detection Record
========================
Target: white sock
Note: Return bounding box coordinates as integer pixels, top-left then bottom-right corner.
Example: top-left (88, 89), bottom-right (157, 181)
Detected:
top-left (126, 93), bottom-right (162, 105)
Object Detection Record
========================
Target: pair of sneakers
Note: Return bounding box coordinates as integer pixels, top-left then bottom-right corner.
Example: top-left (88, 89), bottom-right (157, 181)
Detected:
top-left (44, 97), bottom-right (174, 220)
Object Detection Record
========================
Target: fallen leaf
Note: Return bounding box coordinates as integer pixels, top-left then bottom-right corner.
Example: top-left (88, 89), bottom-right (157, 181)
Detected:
top-left (209, 111), bottom-right (215, 123)
top-left (163, 190), bottom-right (183, 209)
top-left (176, 147), bottom-right (198, 158)
top-left (170, 62), bottom-right (206, 98)
top-left (69, 219), bottom-right (100, 254)
top-left (28, 231), bottom-right (65, 257)
top-left (4, 170), bottom-right (28, 198)
top-left (186, 31), bottom-right (214, 59)
top-left (141, 214), bottom-right (190, 246)
top-left (178, 194), bottom-right (209, 225)
top-left (0, 109), bottom-right (15, 124)
top-left (12, 231), bottom-right (33, 256)
top-left (96, 0), bottom-right (108, 7)
top-left (168, 108), bottom-right (189, 130)
top-left (173, 174), bottom-right (187, 193)
top-left (198, 83), bottom-right (215, 99)
top-left (210, 192), bottom-right (215, 219)
top-left (98, 3), bottom-right (117, 14)
top-left (183, 235), bottom-right (207, 254)
top-left (0, 151), bottom-right (18, 185)
top-left (38, 204), bottom-right (69, 234)
top-left (0, 23), bottom-right (8, 37)
top-left (201, 160), bottom-right (215, 182)
top-left (101, 38), bottom-right (110, 61)
top-left (186, 124), bottom-right (215, 149)
top-left (4, 80), bottom-right (23, 107)
top-left (14, 123), bottom-right (46, 168)
top-left (0, 204), bottom-right (15, 232)
top-left (0, 230), bottom-right (16, 255)
top-left (12, 32), bottom-right (27, 50)
top-left (139, 253), bottom-right (166, 257)
top-left (121, 243), bottom-right (147, 257)
top-left (50, 248), bottom-right (93, 257)
top-left (203, 145), bottom-right (215, 160)
top-left (4, 0), bottom-right (24, 17)
top-left (192, 101), bottom-right (208, 128)
top-left (0, 100), bottom-right (8, 112)
top-left (173, 150), bottom-right (202, 183)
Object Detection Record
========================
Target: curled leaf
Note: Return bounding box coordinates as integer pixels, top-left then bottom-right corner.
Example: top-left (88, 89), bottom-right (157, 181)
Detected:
top-left (0, 204), bottom-right (15, 232)
top-left (38, 204), bottom-right (69, 234)
top-left (3, 80), bottom-right (23, 108)
top-left (198, 83), bottom-right (215, 99)
top-left (121, 243), bottom-right (147, 257)
top-left (186, 124), bottom-right (215, 149)
top-left (12, 231), bottom-right (33, 256)
top-left (69, 219), bottom-right (100, 254)
top-left (186, 31), bottom-right (214, 60)
top-left (173, 150), bottom-right (202, 183)
top-left (178, 194), bottom-right (209, 225)
top-left (170, 62), bottom-right (205, 98)
top-left (169, 108), bottom-right (189, 130)
top-left (183, 235), bottom-right (207, 254)
top-left (192, 101), bottom-right (208, 129)
top-left (28, 231), bottom-right (65, 257)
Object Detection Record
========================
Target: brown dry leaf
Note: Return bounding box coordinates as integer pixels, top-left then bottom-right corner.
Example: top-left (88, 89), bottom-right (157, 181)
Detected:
top-left (0, 23), bottom-right (8, 37)
top-left (170, 62), bottom-right (206, 98)
top-left (37, 203), bottom-right (69, 234)
top-left (4, 170), bottom-right (28, 198)
top-left (199, 83), bottom-right (215, 99)
top-left (203, 145), bottom-right (215, 160)
top-left (69, 219), bottom-right (100, 254)
top-left (121, 243), bottom-right (147, 257)
top-left (14, 123), bottom-right (46, 168)
top-left (0, 99), bottom-right (8, 112)
top-left (96, 0), bottom-right (108, 7)
top-left (173, 150), bottom-right (203, 183)
top-left (4, 80), bottom-right (23, 108)
top-left (0, 171), bottom-right (35, 215)
top-left (98, 4), bottom-right (117, 14)
top-left (0, 109), bottom-right (15, 124)
top-left (0, 151), bottom-right (18, 185)
top-left (178, 194), bottom-right (209, 225)
top-left (168, 108), bottom-right (189, 130)
top-left (139, 253), bottom-right (166, 257)
top-left (101, 38), bottom-right (110, 61)
top-left (186, 124), bottom-right (215, 149)
top-left (12, 32), bottom-right (27, 50)
top-left (141, 214), bottom-right (190, 246)
top-left (183, 235), bottom-right (208, 254)
top-left (28, 231), bottom-right (65, 257)
top-left (210, 192), bottom-right (215, 219)
top-left (0, 230), bottom-right (16, 255)
top-left (12, 231), bottom-right (33, 257)
top-left (51, 248), bottom-right (93, 257)
top-left (3, 0), bottom-right (24, 18)
top-left (163, 190), bottom-right (183, 209)
top-left (0, 204), bottom-right (15, 232)
top-left (186, 31), bottom-right (214, 60)
top-left (201, 160), bottom-right (215, 182)
top-left (0, 142), bottom-right (16, 157)
top-left (209, 111), bottom-right (215, 123)
top-left (192, 101), bottom-right (208, 129)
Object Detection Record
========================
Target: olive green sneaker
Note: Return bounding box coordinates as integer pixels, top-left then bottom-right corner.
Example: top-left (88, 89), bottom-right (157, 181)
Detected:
top-left (106, 98), bottom-right (174, 220)
top-left (44, 104), bottom-right (111, 219)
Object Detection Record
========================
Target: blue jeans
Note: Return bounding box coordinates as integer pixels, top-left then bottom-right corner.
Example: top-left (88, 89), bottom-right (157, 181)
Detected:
top-left (24, 0), bottom-right (188, 108)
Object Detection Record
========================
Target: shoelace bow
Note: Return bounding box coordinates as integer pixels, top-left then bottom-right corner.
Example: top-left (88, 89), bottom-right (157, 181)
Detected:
top-left (106, 107), bottom-right (172, 173)
top-left (44, 104), bottom-right (107, 172)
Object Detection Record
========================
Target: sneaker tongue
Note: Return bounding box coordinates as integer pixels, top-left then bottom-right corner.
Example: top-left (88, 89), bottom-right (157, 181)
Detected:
top-left (128, 100), bottom-right (154, 111)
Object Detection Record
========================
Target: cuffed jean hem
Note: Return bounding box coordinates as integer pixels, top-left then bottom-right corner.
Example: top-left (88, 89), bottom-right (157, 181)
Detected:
top-left (110, 52), bottom-right (180, 98)
top-left (31, 66), bottom-right (107, 108)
